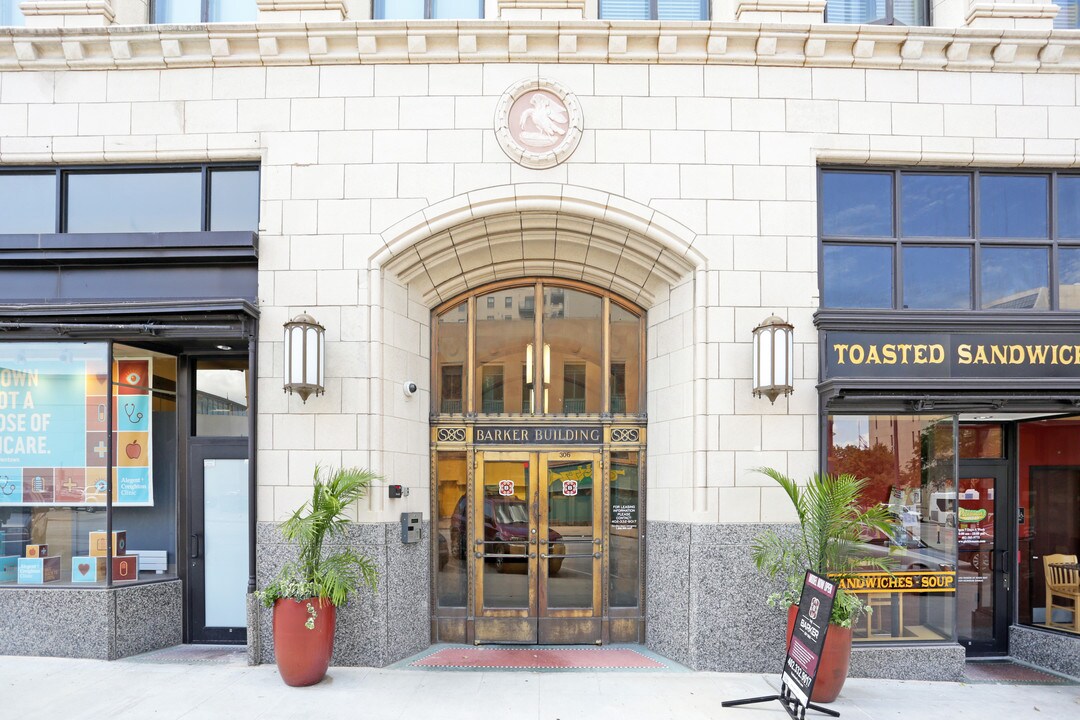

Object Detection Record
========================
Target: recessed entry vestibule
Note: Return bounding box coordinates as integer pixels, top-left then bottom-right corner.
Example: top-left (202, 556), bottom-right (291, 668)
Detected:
top-left (430, 279), bottom-right (647, 645)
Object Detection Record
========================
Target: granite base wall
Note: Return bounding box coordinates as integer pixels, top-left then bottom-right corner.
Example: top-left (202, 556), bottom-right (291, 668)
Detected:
top-left (849, 643), bottom-right (965, 680)
top-left (251, 520), bottom-right (429, 668)
top-left (1010, 625), bottom-right (1080, 679)
top-left (0, 579), bottom-right (182, 660)
top-left (645, 521), bottom-right (966, 680)
top-left (646, 521), bottom-right (793, 672)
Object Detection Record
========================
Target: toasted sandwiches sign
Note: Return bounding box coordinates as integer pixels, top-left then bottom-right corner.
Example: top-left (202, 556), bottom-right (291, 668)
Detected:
top-left (824, 332), bottom-right (1080, 380)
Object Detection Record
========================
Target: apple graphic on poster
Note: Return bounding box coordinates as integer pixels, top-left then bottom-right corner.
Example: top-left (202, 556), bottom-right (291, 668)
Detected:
top-left (125, 439), bottom-right (142, 460)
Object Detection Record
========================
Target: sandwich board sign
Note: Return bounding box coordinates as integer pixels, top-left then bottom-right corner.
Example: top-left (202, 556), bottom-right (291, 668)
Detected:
top-left (782, 571), bottom-right (838, 710)
top-left (722, 570), bottom-right (840, 719)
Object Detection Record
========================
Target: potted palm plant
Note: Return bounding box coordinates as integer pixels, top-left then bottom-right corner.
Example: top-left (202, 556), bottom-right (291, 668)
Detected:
top-left (258, 466), bottom-right (379, 687)
top-left (750, 468), bottom-right (897, 703)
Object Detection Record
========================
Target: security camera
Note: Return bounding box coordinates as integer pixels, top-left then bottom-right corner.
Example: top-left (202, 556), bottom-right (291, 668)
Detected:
top-left (402, 381), bottom-right (418, 398)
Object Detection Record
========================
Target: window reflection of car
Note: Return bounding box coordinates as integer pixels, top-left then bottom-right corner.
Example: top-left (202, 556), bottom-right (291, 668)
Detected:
top-left (449, 494), bottom-right (565, 574)
top-left (859, 526), bottom-right (956, 572)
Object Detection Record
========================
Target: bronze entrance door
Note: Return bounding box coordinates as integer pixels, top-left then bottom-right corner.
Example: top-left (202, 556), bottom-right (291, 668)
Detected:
top-left (473, 451), bottom-right (603, 644)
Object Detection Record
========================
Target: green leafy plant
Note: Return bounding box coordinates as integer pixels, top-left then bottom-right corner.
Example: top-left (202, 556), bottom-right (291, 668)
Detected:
top-left (258, 466), bottom-right (379, 609)
top-left (750, 468), bottom-right (898, 628)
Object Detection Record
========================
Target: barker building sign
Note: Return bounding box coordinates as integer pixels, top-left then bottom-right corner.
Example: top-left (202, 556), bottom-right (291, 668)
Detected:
top-left (474, 425), bottom-right (602, 445)
top-left (824, 332), bottom-right (1080, 380)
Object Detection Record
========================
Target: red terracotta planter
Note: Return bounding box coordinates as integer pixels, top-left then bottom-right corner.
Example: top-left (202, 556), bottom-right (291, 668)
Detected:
top-left (273, 597), bottom-right (336, 687)
top-left (786, 604), bottom-right (852, 703)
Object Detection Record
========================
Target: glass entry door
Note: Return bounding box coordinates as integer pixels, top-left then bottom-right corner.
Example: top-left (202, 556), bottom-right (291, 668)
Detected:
top-left (188, 439), bottom-right (249, 644)
top-left (956, 464), bottom-right (1010, 655)
top-left (473, 451), bottom-right (602, 644)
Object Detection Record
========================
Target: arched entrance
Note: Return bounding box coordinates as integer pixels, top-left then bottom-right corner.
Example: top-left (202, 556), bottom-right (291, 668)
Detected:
top-left (373, 184), bottom-right (703, 645)
top-left (430, 279), bottom-right (646, 645)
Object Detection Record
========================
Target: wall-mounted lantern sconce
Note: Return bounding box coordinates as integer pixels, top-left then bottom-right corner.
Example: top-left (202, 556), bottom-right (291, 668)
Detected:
top-left (752, 315), bottom-right (794, 404)
top-left (283, 312), bottom-right (325, 403)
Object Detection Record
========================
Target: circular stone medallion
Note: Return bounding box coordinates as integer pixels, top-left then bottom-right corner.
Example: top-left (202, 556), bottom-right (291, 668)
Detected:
top-left (495, 78), bottom-right (583, 169)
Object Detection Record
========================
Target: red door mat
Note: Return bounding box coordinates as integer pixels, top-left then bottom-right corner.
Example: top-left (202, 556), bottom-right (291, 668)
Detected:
top-left (413, 647), bottom-right (666, 669)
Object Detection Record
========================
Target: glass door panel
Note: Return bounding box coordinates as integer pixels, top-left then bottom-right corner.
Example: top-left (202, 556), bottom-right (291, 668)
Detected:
top-left (472, 451), bottom-right (602, 644)
top-left (188, 438), bottom-right (248, 644)
top-left (542, 456), bottom-right (598, 608)
top-left (203, 458), bottom-right (249, 627)
top-left (956, 467), bottom-right (1009, 654)
top-left (538, 452), bottom-right (602, 644)
top-left (473, 453), bottom-right (537, 643)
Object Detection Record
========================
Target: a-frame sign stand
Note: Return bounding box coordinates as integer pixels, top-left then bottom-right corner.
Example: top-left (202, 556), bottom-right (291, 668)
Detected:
top-left (721, 571), bottom-right (841, 719)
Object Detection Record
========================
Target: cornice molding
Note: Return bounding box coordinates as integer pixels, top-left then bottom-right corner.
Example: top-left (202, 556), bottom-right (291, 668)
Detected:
top-left (966, 2), bottom-right (1060, 24)
top-left (2, 20), bottom-right (1080, 73)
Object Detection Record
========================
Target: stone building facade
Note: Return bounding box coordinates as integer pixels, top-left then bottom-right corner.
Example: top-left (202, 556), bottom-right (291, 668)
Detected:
top-left (1, 0), bottom-right (1078, 682)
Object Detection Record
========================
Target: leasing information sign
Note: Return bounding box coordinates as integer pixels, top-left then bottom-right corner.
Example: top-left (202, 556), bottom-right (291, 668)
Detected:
top-left (0, 343), bottom-right (153, 508)
top-left (782, 571), bottom-right (838, 708)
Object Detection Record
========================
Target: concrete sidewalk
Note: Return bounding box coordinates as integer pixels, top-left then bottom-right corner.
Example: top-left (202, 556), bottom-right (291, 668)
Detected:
top-left (2, 652), bottom-right (1077, 720)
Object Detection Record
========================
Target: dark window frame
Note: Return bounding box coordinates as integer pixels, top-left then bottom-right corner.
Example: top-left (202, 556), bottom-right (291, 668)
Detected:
top-left (0, 163), bottom-right (259, 236)
top-left (373, 0), bottom-right (485, 19)
top-left (819, 167), bottom-right (1080, 312)
top-left (599, 0), bottom-right (710, 20)
top-left (824, 0), bottom-right (931, 26)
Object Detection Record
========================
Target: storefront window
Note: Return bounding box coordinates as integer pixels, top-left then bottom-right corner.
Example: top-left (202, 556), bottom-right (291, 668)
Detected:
top-left (1058, 248), bottom-right (1080, 309)
top-left (67, 171), bottom-right (203, 234)
top-left (0, 342), bottom-right (177, 588)
top-left (113, 344), bottom-right (178, 582)
top-left (600, 0), bottom-right (709, 19)
top-left (1017, 417), bottom-right (1080, 635)
top-left (0, 164), bottom-right (259, 237)
top-left (822, 244), bottom-right (893, 308)
top-left (959, 424), bottom-right (1003, 459)
top-left (902, 246), bottom-right (971, 309)
top-left (980, 175), bottom-right (1049, 239)
top-left (154, 0), bottom-right (257, 23)
top-left (827, 415), bottom-right (957, 643)
top-left (0, 173), bottom-right (55, 234)
top-left (821, 169), bottom-right (1080, 311)
top-left (0, 0), bottom-right (26, 25)
top-left (821, 170), bottom-right (894, 237)
top-left (610, 451), bottom-right (641, 607)
top-left (436, 452), bottom-right (467, 607)
top-left (980, 246), bottom-right (1050, 310)
top-left (901, 174), bottom-right (971, 238)
top-left (209, 169), bottom-right (260, 232)
top-left (374, 0), bottom-right (483, 18)
top-left (1059, 176), bottom-right (1080, 238)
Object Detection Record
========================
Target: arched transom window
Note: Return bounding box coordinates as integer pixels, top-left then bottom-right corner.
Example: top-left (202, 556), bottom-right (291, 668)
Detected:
top-left (433, 280), bottom-right (644, 416)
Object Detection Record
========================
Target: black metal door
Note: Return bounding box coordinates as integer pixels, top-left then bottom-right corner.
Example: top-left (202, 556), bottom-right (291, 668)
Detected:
top-left (188, 438), bottom-right (249, 644)
top-left (957, 463), bottom-right (1010, 655)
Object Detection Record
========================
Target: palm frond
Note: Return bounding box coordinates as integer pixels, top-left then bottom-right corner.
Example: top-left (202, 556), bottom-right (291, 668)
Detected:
top-left (751, 467), bottom-right (901, 626)
top-left (260, 465), bottom-right (381, 608)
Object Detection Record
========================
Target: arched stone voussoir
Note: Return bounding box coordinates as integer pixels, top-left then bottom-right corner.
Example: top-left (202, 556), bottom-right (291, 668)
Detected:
top-left (378, 184), bottom-right (702, 309)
